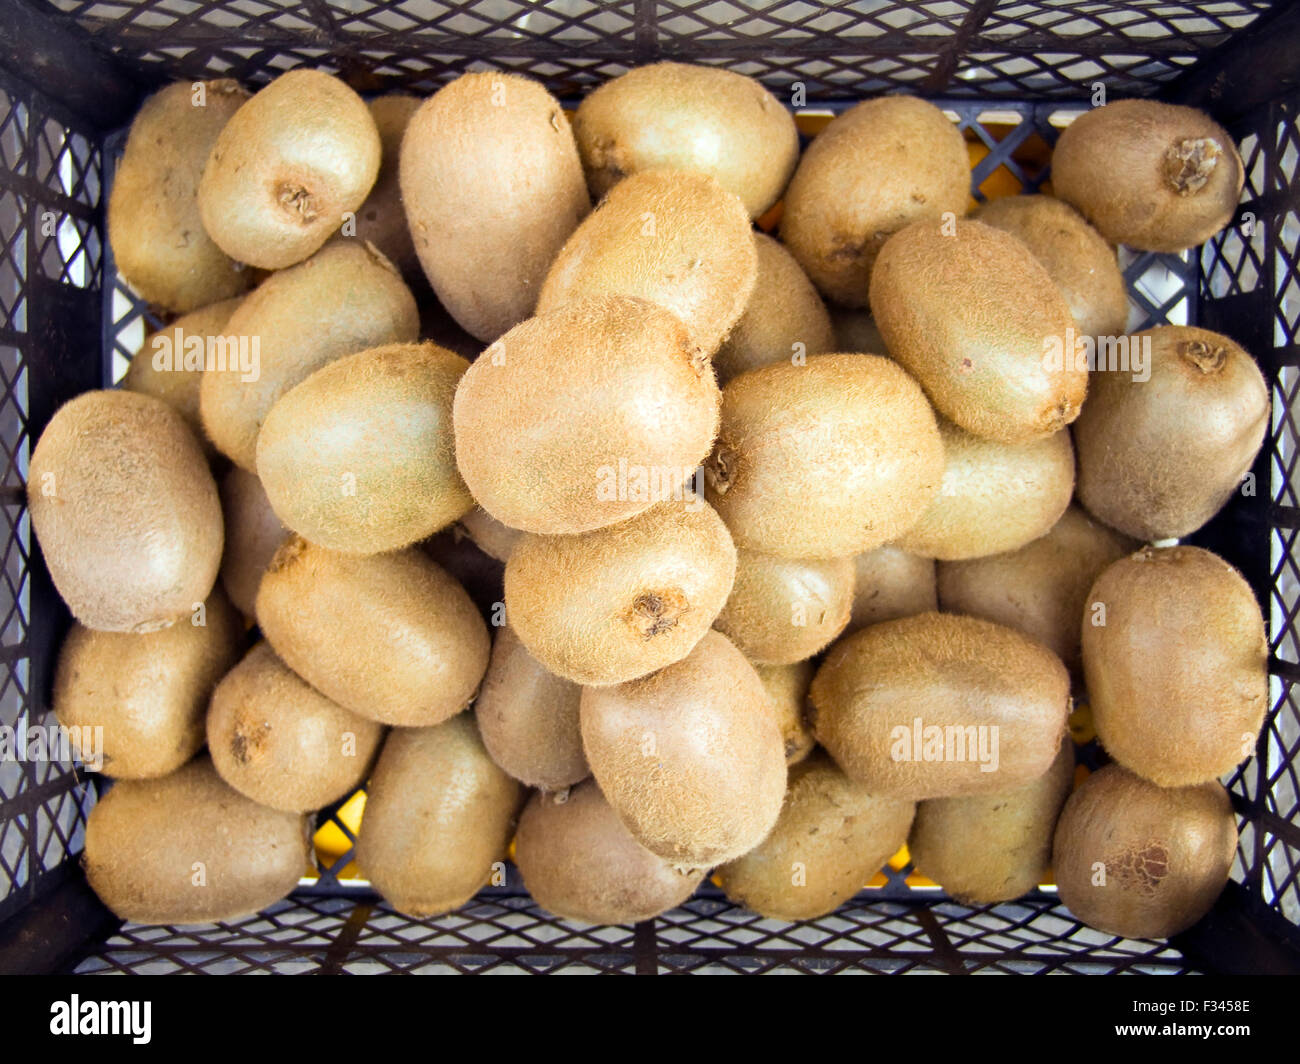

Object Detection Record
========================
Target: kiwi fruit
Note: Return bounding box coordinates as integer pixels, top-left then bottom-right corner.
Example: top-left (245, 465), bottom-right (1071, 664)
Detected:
top-left (505, 498), bottom-right (737, 686)
top-left (870, 218), bottom-right (1086, 443)
top-left (199, 240), bottom-right (419, 471)
top-left (453, 297), bottom-right (719, 534)
top-left (257, 341), bottom-right (472, 554)
top-left (1050, 99), bottom-right (1244, 253)
top-left (419, 528), bottom-right (506, 624)
top-left (218, 466), bottom-right (289, 619)
top-left (514, 781), bottom-right (705, 925)
top-left (572, 61), bottom-right (799, 218)
top-left (198, 69), bottom-right (380, 270)
top-left (830, 309), bottom-right (889, 355)
top-left (713, 233), bottom-right (836, 383)
top-left (971, 195), bottom-right (1128, 340)
top-left (713, 549), bottom-right (855, 665)
top-left (937, 505), bottom-right (1135, 672)
top-left (809, 611), bottom-right (1071, 799)
top-left (719, 752), bottom-right (916, 920)
top-left (107, 79), bottom-right (251, 313)
top-left (29, 390), bottom-right (223, 633)
top-left (1053, 764), bottom-right (1237, 939)
top-left (896, 419), bottom-right (1075, 561)
top-left (704, 354), bottom-right (944, 559)
top-left (475, 625), bottom-right (587, 792)
top-left (255, 537), bottom-right (490, 727)
top-left (1073, 325), bottom-right (1268, 541)
top-left (1082, 545), bottom-right (1268, 787)
top-left (755, 661), bottom-right (816, 765)
top-left (352, 94), bottom-right (422, 280)
top-left (457, 506), bottom-right (521, 563)
top-left (580, 630), bottom-right (787, 867)
top-left (53, 589), bottom-right (243, 779)
top-left (400, 72), bottom-right (590, 342)
top-left (908, 736), bottom-right (1074, 905)
top-left (779, 95), bottom-right (969, 307)
top-left (355, 715), bottom-right (521, 918)
top-left (536, 170), bottom-right (758, 358)
top-left (83, 756), bottom-right (310, 925)
top-left (844, 546), bottom-right (937, 635)
top-left (207, 641), bottom-right (385, 813)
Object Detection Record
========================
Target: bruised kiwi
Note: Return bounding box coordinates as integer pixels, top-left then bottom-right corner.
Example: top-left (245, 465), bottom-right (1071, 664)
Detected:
top-left (809, 612), bottom-right (1071, 799)
top-left (536, 170), bottom-right (758, 358)
top-left (256, 537), bottom-right (490, 727)
top-left (53, 590), bottom-right (243, 779)
top-left (108, 80), bottom-right (251, 313)
top-left (352, 94), bottom-right (422, 280)
top-left (870, 218), bottom-right (1085, 443)
top-left (1082, 545), bottom-right (1268, 788)
top-left (257, 341), bottom-right (472, 553)
top-left (504, 499), bottom-right (737, 686)
top-left (475, 625), bottom-right (587, 792)
top-left (401, 72), bottom-right (590, 343)
top-left (580, 630), bottom-right (787, 867)
top-left (218, 466), bottom-right (289, 619)
top-left (356, 716), bottom-right (521, 918)
top-left (719, 752), bottom-right (915, 920)
top-left (1073, 325), bottom-right (1268, 542)
top-left (207, 641), bottom-right (385, 813)
top-left (704, 354), bottom-right (944, 559)
top-left (755, 661), bottom-right (816, 765)
top-left (83, 756), bottom-right (310, 925)
top-left (1053, 764), bottom-right (1236, 939)
top-left (29, 390), bottom-right (223, 633)
top-left (199, 69), bottom-right (381, 270)
top-left (896, 419), bottom-right (1075, 561)
top-left (453, 297), bottom-right (719, 535)
top-left (1051, 99), bottom-right (1244, 253)
top-left (780, 95), bottom-right (969, 307)
top-left (844, 546), bottom-right (937, 635)
top-left (515, 781), bottom-right (705, 925)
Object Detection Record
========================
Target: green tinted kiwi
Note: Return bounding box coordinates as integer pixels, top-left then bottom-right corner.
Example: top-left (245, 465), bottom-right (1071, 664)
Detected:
top-left (844, 546), bottom-right (937, 634)
top-left (755, 661), bottom-right (816, 765)
top-left (829, 309), bottom-right (889, 355)
top-left (218, 466), bottom-right (289, 619)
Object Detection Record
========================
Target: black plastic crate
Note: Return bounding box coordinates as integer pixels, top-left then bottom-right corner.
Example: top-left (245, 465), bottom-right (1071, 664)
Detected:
top-left (0, 0), bottom-right (1298, 975)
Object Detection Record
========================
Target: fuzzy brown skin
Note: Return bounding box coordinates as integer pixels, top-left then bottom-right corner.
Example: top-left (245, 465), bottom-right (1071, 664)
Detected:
top-left (972, 195), bottom-right (1129, 339)
top-left (83, 756), bottom-right (311, 925)
top-left (108, 80), bottom-right (251, 313)
top-left (505, 499), bottom-right (736, 686)
top-left (356, 716), bottom-right (521, 918)
top-left (29, 390), bottom-right (223, 633)
top-left (536, 170), bottom-right (757, 358)
top-left (475, 625), bottom-right (588, 792)
top-left (1073, 325), bottom-right (1268, 541)
top-left (457, 506), bottom-right (521, 563)
top-left (1082, 546), bottom-right (1268, 787)
top-left (830, 309), bottom-right (889, 355)
top-left (843, 546), bottom-right (937, 635)
top-left (352, 95), bottom-right (422, 280)
top-left (53, 589), bottom-right (243, 779)
top-left (256, 537), bottom-right (490, 727)
top-left (257, 341), bottom-right (472, 554)
top-left (199, 240), bottom-right (418, 471)
top-left (515, 781), bottom-right (705, 925)
top-left (401, 72), bottom-right (590, 342)
top-left (896, 419), bottom-right (1075, 562)
top-left (909, 736), bottom-right (1074, 905)
top-left (1053, 765), bottom-right (1236, 939)
top-left (714, 549), bottom-right (855, 665)
top-left (453, 297), bottom-right (719, 534)
top-left (218, 466), bottom-right (288, 620)
top-left (870, 219), bottom-right (1086, 443)
top-left (755, 661), bottom-right (816, 766)
top-left (1050, 99), bottom-right (1244, 253)
top-left (573, 62), bottom-right (798, 219)
top-left (780, 96), bottom-right (969, 307)
top-left (937, 505), bottom-right (1135, 673)
top-left (580, 630), bottom-right (787, 867)
top-left (418, 528), bottom-right (506, 625)
top-left (719, 752), bottom-right (916, 920)
top-left (809, 612), bottom-right (1071, 799)
top-left (704, 353), bottom-right (944, 559)
top-left (714, 233), bottom-right (836, 384)
top-left (198, 70), bottom-right (380, 270)
top-left (207, 641), bottom-right (385, 813)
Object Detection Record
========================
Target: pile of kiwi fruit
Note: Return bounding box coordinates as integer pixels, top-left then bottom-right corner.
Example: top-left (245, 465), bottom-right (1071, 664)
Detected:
top-left (41, 62), bottom-right (1266, 946)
